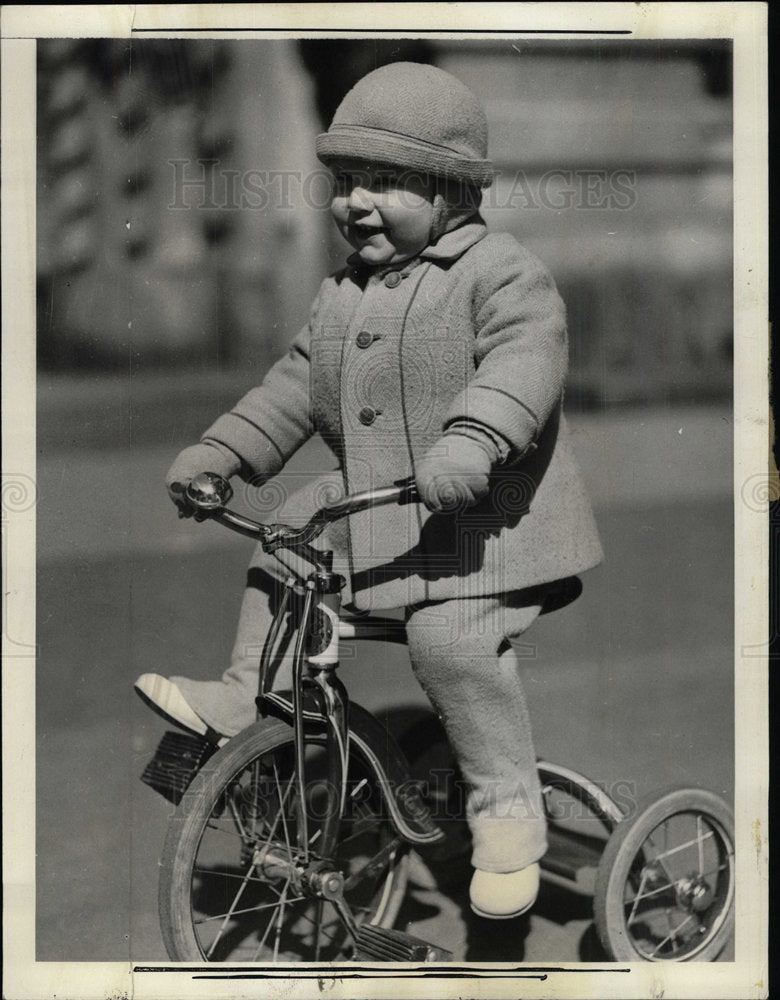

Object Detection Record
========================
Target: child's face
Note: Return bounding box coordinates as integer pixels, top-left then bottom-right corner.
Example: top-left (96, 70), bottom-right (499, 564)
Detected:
top-left (329, 159), bottom-right (435, 266)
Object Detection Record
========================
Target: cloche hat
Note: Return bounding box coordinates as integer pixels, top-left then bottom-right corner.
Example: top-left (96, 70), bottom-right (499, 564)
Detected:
top-left (316, 62), bottom-right (494, 188)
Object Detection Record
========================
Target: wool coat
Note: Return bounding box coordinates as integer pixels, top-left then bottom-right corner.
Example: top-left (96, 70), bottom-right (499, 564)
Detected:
top-left (204, 217), bottom-right (603, 610)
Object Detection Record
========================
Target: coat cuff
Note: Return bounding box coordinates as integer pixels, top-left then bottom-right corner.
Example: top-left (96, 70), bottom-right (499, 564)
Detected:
top-left (202, 413), bottom-right (285, 482)
top-left (199, 438), bottom-right (244, 476)
top-left (444, 385), bottom-right (539, 458)
top-left (444, 420), bottom-right (511, 465)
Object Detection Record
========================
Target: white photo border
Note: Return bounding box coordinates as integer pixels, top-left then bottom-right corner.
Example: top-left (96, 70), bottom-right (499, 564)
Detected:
top-left (2, 4), bottom-right (768, 999)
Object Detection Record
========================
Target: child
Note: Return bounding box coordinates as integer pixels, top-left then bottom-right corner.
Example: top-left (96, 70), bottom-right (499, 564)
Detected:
top-left (136, 61), bottom-right (603, 919)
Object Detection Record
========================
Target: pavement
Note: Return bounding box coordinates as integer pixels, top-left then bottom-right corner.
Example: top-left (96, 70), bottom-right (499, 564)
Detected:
top-left (32, 401), bottom-right (735, 962)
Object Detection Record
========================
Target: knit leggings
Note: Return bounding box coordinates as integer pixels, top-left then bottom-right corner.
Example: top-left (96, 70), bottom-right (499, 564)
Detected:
top-left (172, 545), bottom-right (549, 873)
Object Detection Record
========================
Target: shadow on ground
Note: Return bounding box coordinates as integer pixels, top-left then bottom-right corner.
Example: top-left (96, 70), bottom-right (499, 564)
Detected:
top-left (389, 706), bottom-right (610, 963)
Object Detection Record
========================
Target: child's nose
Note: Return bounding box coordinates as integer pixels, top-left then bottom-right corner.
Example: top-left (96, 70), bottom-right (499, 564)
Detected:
top-left (347, 185), bottom-right (374, 212)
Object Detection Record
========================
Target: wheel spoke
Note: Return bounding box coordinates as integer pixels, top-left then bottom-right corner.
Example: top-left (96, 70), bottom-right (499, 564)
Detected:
top-left (258, 762), bottom-right (296, 851)
top-left (193, 866), bottom-right (268, 884)
top-left (204, 859), bottom-right (258, 958)
top-left (625, 867), bottom-right (651, 927)
top-left (640, 824), bottom-right (676, 884)
top-left (701, 861), bottom-right (731, 879)
top-left (650, 828), bottom-right (715, 863)
top-left (253, 878), bottom-right (292, 959)
top-left (195, 895), bottom-right (309, 924)
top-left (351, 778), bottom-right (368, 800)
top-left (625, 874), bottom-right (675, 909)
top-left (205, 819), bottom-right (249, 839)
top-left (226, 792), bottom-right (250, 842)
top-left (272, 880), bottom-right (290, 962)
top-left (650, 912), bottom-right (695, 957)
top-left (204, 765), bottom-right (295, 848)
top-left (204, 814), bottom-right (272, 844)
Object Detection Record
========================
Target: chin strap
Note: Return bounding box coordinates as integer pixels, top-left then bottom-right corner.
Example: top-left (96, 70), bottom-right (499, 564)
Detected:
top-left (429, 179), bottom-right (482, 242)
top-left (429, 192), bottom-right (449, 242)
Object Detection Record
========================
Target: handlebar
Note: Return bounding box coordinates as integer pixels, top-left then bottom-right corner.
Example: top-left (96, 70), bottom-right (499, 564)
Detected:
top-left (184, 472), bottom-right (419, 556)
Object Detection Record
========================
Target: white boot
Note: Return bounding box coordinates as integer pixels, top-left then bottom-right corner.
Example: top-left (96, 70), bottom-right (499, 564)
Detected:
top-left (469, 863), bottom-right (540, 919)
top-left (135, 673), bottom-right (227, 746)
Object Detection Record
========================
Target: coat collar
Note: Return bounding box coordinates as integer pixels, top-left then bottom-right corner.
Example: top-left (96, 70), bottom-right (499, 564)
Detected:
top-left (420, 215), bottom-right (488, 262)
top-left (346, 215), bottom-right (488, 278)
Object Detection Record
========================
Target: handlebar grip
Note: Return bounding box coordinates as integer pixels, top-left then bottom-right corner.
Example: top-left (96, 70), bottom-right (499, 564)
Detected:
top-left (394, 475), bottom-right (419, 505)
top-left (185, 472), bottom-right (234, 512)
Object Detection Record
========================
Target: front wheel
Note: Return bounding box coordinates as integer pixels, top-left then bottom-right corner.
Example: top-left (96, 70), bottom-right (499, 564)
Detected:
top-left (159, 719), bottom-right (409, 962)
top-left (593, 787), bottom-right (735, 961)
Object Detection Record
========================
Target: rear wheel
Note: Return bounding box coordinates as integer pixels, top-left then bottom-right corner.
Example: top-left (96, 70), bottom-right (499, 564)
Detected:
top-left (594, 788), bottom-right (735, 961)
top-left (159, 719), bottom-right (409, 962)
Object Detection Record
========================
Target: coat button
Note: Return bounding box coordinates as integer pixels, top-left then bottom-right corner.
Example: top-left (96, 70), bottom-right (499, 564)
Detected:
top-left (384, 271), bottom-right (402, 288)
top-left (356, 330), bottom-right (373, 348)
top-left (358, 406), bottom-right (377, 425)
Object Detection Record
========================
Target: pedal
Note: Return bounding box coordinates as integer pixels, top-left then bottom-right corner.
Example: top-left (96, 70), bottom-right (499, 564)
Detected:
top-left (353, 925), bottom-right (452, 962)
top-left (140, 730), bottom-right (218, 805)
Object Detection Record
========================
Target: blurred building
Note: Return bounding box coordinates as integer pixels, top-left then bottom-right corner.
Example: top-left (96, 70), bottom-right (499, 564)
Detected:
top-left (37, 38), bottom-right (732, 418)
top-left (37, 39), bottom-right (328, 370)
top-left (439, 42), bottom-right (732, 408)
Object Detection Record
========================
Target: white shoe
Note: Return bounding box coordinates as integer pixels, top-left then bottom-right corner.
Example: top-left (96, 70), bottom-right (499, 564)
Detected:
top-left (469, 863), bottom-right (540, 919)
top-left (135, 673), bottom-right (227, 746)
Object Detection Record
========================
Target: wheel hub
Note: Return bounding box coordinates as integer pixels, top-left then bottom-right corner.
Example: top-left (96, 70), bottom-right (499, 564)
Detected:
top-left (675, 874), bottom-right (713, 913)
top-left (252, 845), bottom-right (346, 901)
top-left (301, 860), bottom-right (346, 900)
top-left (254, 843), bottom-right (301, 883)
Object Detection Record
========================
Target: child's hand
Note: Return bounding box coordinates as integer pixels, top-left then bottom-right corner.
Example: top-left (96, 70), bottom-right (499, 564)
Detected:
top-left (165, 442), bottom-right (241, 517)
top-left (415, 434), bottom-right (493, 512)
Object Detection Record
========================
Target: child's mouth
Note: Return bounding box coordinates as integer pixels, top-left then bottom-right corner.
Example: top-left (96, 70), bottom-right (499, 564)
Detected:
top-left (351, 224), bottom-right (386, 241)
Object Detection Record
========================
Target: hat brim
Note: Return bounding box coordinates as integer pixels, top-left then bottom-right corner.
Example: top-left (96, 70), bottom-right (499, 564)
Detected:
top-left (316, 125), bottom-right (493, 188)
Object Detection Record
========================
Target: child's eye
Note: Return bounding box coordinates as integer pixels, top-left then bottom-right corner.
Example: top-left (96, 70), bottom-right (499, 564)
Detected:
top-left (372, 171), bottom-right (398, 191)
top-left (333, 171), bottom-right (368, 193)
top-left (332, 168), bottom-right (397, 194)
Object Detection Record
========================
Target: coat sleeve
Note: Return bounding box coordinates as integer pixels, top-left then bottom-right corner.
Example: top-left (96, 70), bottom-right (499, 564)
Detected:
top-left (443, 236), bottom-right (568, 458)
top-left (201, 287), bottom-right (322, 481)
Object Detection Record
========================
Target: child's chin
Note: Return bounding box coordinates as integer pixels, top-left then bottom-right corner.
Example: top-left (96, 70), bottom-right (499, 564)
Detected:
top-left (356, 247), bottom-right (394, 265)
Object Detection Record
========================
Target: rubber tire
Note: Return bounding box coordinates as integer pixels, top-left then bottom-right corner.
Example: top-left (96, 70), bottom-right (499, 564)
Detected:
top-left (159, 717), bottom-right (409, 962)
top-left (593, 787), bottom-right (735, 962)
